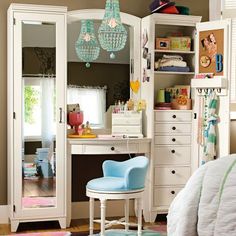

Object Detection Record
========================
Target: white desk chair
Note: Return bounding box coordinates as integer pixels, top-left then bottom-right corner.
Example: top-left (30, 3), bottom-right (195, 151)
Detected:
top-left (86, 156), bottom-right (149, 236)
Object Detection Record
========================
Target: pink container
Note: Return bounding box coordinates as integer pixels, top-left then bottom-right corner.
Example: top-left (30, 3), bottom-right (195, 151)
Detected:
top-left (68, 111), bottom-right (84, 135)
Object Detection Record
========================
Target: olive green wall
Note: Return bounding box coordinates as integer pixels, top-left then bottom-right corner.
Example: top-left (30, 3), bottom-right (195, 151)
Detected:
top-left (0, 0), bottom-right (209, 204)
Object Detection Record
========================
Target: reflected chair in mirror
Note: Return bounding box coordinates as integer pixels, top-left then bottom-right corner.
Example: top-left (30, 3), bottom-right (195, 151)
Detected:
top-left (86, 156), bottom-right (149, 236)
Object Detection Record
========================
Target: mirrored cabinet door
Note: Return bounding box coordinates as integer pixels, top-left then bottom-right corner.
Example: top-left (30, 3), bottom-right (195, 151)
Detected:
top-left (8, 4), bottom-right (67, 231)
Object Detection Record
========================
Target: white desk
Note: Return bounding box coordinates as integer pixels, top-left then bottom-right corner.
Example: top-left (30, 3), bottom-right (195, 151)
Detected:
top-left (66, 137), bottom-right (152, 226)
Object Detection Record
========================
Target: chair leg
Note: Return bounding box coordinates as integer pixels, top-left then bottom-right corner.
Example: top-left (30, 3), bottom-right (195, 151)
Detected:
top-left (100, 199), bottom-right (106, 236)
top-left (89, 197), bottom-right (94, 236)
top-left (124, 199), bottom-right (129, 231)
top-left (137, 198), bottom-right (142, 236)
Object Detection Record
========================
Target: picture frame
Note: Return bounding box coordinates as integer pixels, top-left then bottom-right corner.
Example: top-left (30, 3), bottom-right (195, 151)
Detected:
top-left (156, 38), bottom-right (170, 50)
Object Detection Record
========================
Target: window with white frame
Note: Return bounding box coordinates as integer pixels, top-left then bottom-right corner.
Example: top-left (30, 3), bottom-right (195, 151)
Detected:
top-left (67, 85), bottom-right (107, 128)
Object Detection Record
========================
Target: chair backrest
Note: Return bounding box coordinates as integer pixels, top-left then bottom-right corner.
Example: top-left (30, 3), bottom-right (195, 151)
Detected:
top-left (125, 156), bottom-right (149, 190)
top-left (102, 156), bottom-right (149, 190)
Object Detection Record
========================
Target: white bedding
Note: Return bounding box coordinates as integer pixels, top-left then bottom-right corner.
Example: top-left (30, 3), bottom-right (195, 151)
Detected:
top-left (167, 154), bottom-right (236, 236)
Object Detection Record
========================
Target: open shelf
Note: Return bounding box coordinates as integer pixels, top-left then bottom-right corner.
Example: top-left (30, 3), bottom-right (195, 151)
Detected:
top-left (155, 71), bottom-right (195, 75)
top-left (155, 49), bottom-right (195, 54)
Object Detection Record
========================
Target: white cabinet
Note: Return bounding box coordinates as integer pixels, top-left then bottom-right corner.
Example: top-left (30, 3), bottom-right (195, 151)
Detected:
top-left (153, 110), bottom-right (192, 212)
top-left (141, 13), bottom-right (231, 222)
top-left (7, 4), bottom-right (67, 232)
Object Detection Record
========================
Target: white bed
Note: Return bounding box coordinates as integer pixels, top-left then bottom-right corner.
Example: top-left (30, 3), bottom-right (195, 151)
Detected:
top-left (167, 154), bottom-right (236, 236)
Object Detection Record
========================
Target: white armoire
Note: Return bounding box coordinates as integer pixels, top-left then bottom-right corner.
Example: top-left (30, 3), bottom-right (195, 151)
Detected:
top-left (8, 4), bottom-right (67, 231)
top-left (7, 2), bottom-right (232, 232)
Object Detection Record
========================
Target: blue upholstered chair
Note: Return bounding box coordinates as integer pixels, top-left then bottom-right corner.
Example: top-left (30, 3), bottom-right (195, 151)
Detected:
top-left (86, 156), bottom-right (149, 236)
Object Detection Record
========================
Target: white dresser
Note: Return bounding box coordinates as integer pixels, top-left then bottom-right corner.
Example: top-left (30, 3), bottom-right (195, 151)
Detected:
top-left (153, 110), bottom-right (192, 213)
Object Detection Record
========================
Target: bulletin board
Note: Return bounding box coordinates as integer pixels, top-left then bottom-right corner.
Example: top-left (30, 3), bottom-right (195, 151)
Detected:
top-left (199, 29), bottom-right (224, 76)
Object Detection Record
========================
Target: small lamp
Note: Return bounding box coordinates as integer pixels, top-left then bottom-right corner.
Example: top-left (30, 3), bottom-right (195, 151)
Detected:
top-left (98, 0), bottom-right (127, 59)
top-left (75, 20), bottom-right (100, 68)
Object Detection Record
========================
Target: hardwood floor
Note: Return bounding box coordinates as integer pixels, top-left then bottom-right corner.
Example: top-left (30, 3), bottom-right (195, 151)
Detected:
top-left (23, 177), bottom-right (55, 197)
top-left (0, 216), bottom-right (167, 235)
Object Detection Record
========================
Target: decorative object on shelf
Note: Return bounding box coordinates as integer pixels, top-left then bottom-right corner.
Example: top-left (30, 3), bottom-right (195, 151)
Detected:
top-left (130, 79), bottom-right (140, 94)
top-left (80, 121), bottom-right (97, 138)
top-left (156, 38), bottom-right (170, 50)
top-left (75, 19), bottom-right (100, 68)
top-left (169, 36), bottom-right (191, 51)
top-left (67, 110), bottom-right (84, 136)
top-left (176, 6), bottom-right (190, 15)
top-left (98, 0), bottom-right (127, 59)
top-left (149, 0), bottom-right (175, 13)
top-left (160, 5), bottom-right (179, 14)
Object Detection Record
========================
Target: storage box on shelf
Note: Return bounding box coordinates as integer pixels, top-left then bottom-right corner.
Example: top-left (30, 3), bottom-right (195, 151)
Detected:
top-left (112, 111), bottom-right (143, 138)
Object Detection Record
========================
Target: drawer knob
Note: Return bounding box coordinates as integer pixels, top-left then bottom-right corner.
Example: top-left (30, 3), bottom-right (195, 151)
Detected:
top-left (172, 138), bottom-right (176, 142)
top-left (171, 149), bottom-right (175, 154)
top-left (172, 115), bottom-right (176, 119)
top-left (171, 191), bottom-right (175, 195)
top-left (171, 170), bottom-right (176, 174)
top-left (172, 126), bottom-right (176, 130)
top-left (111, 147), bottom-right (115, 151)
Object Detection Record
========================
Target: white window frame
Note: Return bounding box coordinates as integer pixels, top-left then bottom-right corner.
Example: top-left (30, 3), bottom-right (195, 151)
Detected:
top-left (67, 85), bottom-right (107, 128)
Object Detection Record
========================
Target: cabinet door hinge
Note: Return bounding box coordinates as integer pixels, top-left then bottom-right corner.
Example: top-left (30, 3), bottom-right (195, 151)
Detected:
top-left (13, 112), bottom-right (16, 119)
top-left (194, 113), bottom-right (197, 119)
top-left (130, 59), bottom-right (134, 74)
top-left (13, 18), bottom-right (16, 25)
top-left (13, 205), bottom-right (16, 212)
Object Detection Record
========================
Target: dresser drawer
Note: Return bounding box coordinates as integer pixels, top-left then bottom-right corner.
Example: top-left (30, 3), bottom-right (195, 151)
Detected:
top-left (112, 116), bottom-right (141, 125)
top-left (154, 111), bottom-right (192, 122)
top-left (155, 135), bottom-right (191, 145)
top-left (154, 123), bottom-right (191, 134)
top-left (112, 125), bottom-right (142, 134)
top-left (154, 167), bottom-right (191, 185)
top-left (72, 143), bottom-right (139, 154)
top-left (154, 146), bottom-right (191, 165)
top-left (154, 187), bottom-right (182, 207)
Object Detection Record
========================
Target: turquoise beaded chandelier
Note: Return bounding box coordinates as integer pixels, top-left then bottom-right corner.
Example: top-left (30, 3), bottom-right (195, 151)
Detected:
top-left (75, 20), bottom-right (100, 68)
top-left (98, 0), bottom-right (127, 59)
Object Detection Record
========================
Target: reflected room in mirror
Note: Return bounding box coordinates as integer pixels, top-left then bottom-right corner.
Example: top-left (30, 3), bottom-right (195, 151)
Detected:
top-left (67, 19), bottom-right (130, 131)
top-left (22, 21), bottom-right (56, 209)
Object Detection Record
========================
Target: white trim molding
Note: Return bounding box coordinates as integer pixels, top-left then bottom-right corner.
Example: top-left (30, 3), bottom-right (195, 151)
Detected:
top-left (0, 205), bottom-right (9, 224)
top-left (209, 0), bottom-right (222, 21)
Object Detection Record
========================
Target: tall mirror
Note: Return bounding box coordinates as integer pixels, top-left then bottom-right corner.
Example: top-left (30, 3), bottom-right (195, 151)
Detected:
top-left (21, 21), bottom-right (56, 208)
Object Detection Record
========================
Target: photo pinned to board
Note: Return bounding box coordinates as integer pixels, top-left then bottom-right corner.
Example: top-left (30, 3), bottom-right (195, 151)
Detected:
top-left (147, 53), bottom-right (151, 69)
top-left (142, 28), bottom-right (149, 59)
top-left (143, 68), bottom-right (150, 83)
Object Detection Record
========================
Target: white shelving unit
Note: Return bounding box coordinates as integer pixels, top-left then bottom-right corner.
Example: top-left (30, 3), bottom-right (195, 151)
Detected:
top-left (141, 13), bottom-right (201, 222)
